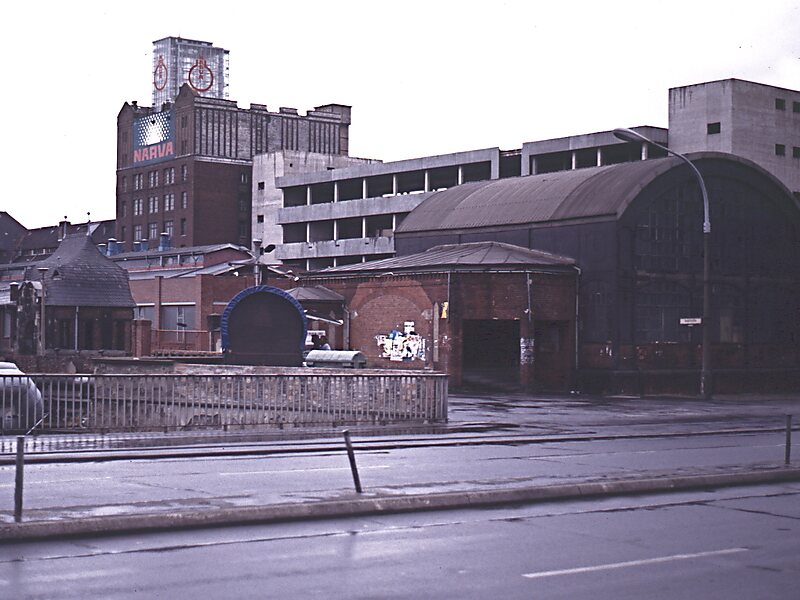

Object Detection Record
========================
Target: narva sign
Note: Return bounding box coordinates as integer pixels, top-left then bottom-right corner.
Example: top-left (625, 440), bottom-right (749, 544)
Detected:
top-left (134, 141), bottom-right (175, 164)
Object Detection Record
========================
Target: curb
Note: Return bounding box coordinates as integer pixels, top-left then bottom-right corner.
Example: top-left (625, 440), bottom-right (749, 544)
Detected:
top-left (3, 467), bottom-right (800, 543)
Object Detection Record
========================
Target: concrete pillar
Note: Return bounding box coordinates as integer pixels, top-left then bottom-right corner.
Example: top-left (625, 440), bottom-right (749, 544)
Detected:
top-left (362, 178), bottom-right (368, 199)
top-left (424, 170), bottom-right (430, 192)
top-left (306, 186), bottom-right (312, 206)
top-left (306, 223), bottom-right (311, 244)
top-left (571, 151), bottom-right (577, 170)
top-left (333, 182), bottom-right (339, 203)
top-left (457, 166), bottom-right (464, 185)
top-left (333, 220), bottom-right (339, 241)
top-left (490, 154), bottom-right (500, 180)
top-left (530, 157), bottom-right (537, 176)
top-left (392, 175), bottom-right (398, 195)
top-left (362, 217), bottom-right (367, 238)
top-left (597, 148), bottom-right (603, 166)
top-left (641, 142), bottom-right (649, 160)
top-left (392, 214), bottom-right (397, 230)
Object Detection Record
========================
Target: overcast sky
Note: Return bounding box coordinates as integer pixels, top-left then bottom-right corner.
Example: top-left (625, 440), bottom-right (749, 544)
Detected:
top-left (3, 0), bottom-right (798, 228)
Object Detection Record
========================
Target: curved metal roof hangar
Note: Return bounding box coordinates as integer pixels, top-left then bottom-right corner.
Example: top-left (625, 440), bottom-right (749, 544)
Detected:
top-left (395, 152), bottom-right (795, 234)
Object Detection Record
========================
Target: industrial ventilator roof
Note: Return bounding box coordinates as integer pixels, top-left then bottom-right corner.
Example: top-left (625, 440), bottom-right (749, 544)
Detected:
top-left (309, 241), bottom-right (575, 276)
top-left (396, 155), bottom-right (687, 233)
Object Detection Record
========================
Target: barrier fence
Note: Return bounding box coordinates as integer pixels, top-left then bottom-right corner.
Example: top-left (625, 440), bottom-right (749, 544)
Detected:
top-left (1, 372), bottom-right (449, 434)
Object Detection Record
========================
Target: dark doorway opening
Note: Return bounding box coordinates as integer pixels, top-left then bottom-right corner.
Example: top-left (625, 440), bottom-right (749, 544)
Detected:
top-left (461, 319), bottom-right (520, 389)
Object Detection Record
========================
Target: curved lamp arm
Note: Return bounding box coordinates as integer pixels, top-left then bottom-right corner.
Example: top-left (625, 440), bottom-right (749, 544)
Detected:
top-left (613, 128), bottom-right (710, 233)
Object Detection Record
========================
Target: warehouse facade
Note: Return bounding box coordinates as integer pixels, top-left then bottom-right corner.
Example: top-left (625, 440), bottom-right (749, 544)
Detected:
top-left (394, 153), bottom-right (800, 394)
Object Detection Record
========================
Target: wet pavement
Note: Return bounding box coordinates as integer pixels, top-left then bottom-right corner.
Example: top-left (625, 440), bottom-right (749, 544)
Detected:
top-left (0, 392), bottom-right (798, 540)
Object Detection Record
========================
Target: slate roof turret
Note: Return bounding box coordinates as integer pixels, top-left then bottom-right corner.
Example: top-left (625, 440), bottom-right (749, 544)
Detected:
top-left (28, 234), bottom-right (135, 307)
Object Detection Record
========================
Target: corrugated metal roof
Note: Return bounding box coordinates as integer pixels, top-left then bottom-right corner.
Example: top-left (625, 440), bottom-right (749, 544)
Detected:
top-left (396, 156), bottom-right (682, 233)
top-left (309, 241), bottom-right (574, 276)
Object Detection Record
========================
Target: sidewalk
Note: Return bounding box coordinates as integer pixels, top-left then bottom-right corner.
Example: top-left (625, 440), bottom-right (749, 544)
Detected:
top-left (1, 393), bottom-right (799, 542)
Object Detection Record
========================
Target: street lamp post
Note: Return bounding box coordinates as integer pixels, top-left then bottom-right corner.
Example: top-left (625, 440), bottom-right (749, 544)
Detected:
top-left (613, 128), bottom-right (712, 399)
top-left (36, 267), bottom-right (48, 356)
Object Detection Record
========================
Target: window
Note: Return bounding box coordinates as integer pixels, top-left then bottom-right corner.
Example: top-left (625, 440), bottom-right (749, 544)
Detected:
top-left (180, 218), bottom-right (187, 236)
top-left (164, 192), bottom-right (175, 211)
top-left (164, 167), bottom-right (175, 185)
top-left (164, 220), bottom-right (174, 237)
top-left (148, 196), bottom-right (159, 213)
top-left (257, 181), bottom-right (265, 191)
top-left (148, 222), bottom-right (158, 239)
top-left (133, 224), bottom-right (142, 241)
top-left (134, 173), bottom-right (144, 191)
top-left (776, 144), bottom-right (786, 156)
top-left (148, 171), bottom-right (158, 188)
top-left (794, 147), bottom-right (800, 159)
top-left (794, 101), bottom-right (800, 114)
top-left (181, 165), bottom-right (188, 182)
top-left (161, 305), bottom-right (196, 341)
top-left (706, 122), bottom-right (721, 135)
top-left (240, 173), bottom-right (249, 184)
top-left (121, 176), bottom-right (127, 192)
top-left (181, 115), bottom-right (188, 128)
top-left (775, 98), bottom-right (786, 111)
top-left (133, 198), bottom-right (143, 216)
top-left (181, 191), bottom-right (188, 209)
top-left (120, 226), bottom-right (126, 241)
top-left (257, 214), bottom-right (264, 223)
top-left (120, 201), bottom-right (127, 218)
top-left (136, 305), bottom-right (154, 322)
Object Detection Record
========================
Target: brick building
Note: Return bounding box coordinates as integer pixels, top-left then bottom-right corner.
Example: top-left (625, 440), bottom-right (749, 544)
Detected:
top-left (111, 243), bottom-right (256, 354)
top-left (299, 242), bottom-right (579, 390)
top-left (116, 83), bottom-right (352, 253)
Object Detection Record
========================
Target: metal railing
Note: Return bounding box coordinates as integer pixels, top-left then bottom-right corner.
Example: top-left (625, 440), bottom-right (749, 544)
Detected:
top-left (1, 373), bottom-right (448, 434)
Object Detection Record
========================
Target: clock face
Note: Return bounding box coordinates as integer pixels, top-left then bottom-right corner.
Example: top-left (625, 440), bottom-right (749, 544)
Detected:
top-left (153, 55), bottom-right (167, 91)
top-left (188, 57), bottom-right (214, 92)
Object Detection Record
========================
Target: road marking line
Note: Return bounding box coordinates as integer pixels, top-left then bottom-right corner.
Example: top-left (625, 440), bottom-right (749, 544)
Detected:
top-left (522, 547), bottom-right (747, 579)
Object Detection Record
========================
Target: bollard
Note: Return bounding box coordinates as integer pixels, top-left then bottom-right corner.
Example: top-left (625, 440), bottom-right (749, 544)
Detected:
top-left (343, 430), bottom-right (362, 493)
top-left (786, 415), bottom-right (792, 466)
top-left (14, 436), bottom-right (24, 523)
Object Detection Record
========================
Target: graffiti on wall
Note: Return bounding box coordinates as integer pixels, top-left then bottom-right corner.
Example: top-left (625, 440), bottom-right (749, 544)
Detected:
top-left (376, 321), bottom-right (426, 362)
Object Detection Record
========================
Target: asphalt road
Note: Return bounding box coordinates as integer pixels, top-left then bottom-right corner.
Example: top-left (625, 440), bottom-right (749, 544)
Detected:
top-left (1, 481), bottom-right (797, 599)
top-left (1, 430), bottom-right (794, 523)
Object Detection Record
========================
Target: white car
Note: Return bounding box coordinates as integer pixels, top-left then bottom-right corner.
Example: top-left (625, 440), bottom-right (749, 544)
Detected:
top-left (0, 362), bottom-right (44, 432)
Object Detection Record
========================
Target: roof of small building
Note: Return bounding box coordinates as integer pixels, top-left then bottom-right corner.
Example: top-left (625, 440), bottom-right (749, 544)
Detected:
top-left (111, 242), bottom-right (250, 261)
top-left (395, 155), bottom-right (688, 233)
top-left (286, 285), bottom-right (345, 302)
top-left (307, 241), bottom-right (575, 277)
top-left (28, 234), bottom-right (135, 308)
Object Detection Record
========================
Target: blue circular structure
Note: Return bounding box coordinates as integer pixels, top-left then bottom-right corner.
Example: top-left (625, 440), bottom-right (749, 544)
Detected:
top-left (221, 285), bottom-right (307, 366)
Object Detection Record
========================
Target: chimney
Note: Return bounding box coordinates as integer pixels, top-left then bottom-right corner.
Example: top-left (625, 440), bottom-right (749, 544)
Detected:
top-left (58, 217), bottom-right (70, 242)
top-left (107, 238), bottom-right (119, 256)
